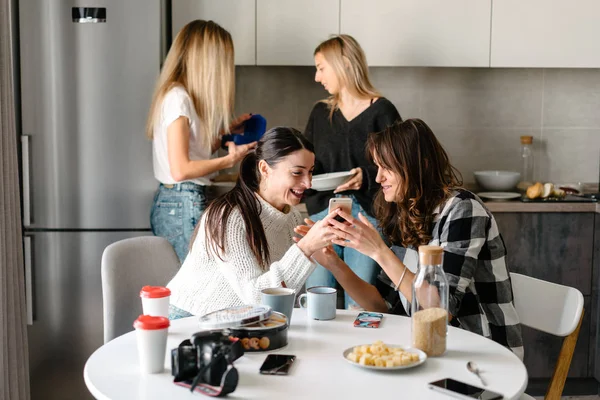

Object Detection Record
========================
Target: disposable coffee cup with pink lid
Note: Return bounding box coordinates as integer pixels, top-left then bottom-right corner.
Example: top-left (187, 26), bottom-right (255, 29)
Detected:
top-left (140, 286), bottom-right (170, 318)
top-left (133, 315), bottom-right (170, 374)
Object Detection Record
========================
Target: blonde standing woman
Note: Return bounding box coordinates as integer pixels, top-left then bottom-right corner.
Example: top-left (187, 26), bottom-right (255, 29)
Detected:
top-left (146, 20), bottom-right (256, 262)
top-left (304, 34), bottom-right (401, 309)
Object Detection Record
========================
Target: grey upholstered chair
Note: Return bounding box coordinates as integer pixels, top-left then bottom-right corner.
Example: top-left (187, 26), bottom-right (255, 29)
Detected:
top-left (101, 236), bottom-right (180, 343)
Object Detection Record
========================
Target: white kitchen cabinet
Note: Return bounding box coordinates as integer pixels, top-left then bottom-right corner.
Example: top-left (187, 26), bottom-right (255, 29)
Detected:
top-left (256, 0), bottom-right (340, 65)
top-left (172, 0), bottom-right (256, 65)
top-left (341, 0), bottom-right (492, 67)
top-left (491, 0), bottom-right (600, 68)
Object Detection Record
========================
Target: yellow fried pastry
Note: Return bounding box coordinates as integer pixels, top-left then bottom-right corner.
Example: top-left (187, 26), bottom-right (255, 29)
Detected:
top-left (249, 337), bottom-right (260, 350)
top-left (241, 338), bottom-right (250, 350)
top-left (259, 336), bottom-right (270, 349)
top-left (526, 182), bottom-right (543, 199)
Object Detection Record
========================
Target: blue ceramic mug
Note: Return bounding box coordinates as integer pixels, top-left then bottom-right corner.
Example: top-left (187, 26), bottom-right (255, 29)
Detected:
top-left (260, 287), bottom-right (296, 324)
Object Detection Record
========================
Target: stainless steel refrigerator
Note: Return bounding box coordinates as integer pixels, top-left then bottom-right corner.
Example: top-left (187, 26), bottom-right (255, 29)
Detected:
top-left (18, 1), bottom-right (163, 398)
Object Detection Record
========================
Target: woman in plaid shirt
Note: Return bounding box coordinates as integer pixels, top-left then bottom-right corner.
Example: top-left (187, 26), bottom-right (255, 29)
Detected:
top-left (298, 118), bottom-right (523, 358)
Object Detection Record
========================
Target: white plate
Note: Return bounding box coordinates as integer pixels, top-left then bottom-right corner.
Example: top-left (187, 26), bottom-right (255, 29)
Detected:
top-left (342, 344), bottom-right (427, 371)
top-left (311, 171), bottom-right (355, 191)
top-left (477, 192), bottom-right (521, 201)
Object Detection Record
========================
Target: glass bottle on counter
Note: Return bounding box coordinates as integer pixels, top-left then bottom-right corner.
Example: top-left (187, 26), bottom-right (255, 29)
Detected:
top-left (518, 135), bottom-right (534, 191)
top-left (411, 245), bottom-right (449, 357)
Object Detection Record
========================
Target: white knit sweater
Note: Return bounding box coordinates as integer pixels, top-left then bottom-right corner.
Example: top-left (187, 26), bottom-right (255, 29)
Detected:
top-left (167, 195), bottom-right (315, 316)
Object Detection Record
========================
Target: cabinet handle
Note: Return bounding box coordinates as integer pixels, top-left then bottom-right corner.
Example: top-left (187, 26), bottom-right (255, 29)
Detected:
top-left (21, 135), bottom-right (31, 227)
top-left (24, 236), bottom-right (33, 326)
top-left (159, 0), bottom-right (171, 67)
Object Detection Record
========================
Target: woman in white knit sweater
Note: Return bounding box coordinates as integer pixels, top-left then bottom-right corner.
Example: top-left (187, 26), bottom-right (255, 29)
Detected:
top-left (167, 127), bottom-right (339, 319)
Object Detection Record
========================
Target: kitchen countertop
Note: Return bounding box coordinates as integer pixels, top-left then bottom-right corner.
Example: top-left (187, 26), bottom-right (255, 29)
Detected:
top-left (295, 201), bottom-right (599, 214)
top-left (214, 180), bottom-right (600, 214)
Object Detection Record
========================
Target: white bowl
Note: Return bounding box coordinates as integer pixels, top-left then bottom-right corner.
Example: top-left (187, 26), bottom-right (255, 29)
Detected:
top-left (311, 171), bottom-right (355, 191)
top-left (474, 170), bottom-right (521, 191)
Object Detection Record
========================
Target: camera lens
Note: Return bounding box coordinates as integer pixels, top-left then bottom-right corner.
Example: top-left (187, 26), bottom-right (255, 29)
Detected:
top-left (171, 341), bottom-right (199, 381)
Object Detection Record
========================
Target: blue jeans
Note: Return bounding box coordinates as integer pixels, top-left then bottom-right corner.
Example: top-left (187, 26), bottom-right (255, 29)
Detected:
top-left (305, 196), bottom-right (382, 309)
top-left (150, 182), bottom-right (207, 263)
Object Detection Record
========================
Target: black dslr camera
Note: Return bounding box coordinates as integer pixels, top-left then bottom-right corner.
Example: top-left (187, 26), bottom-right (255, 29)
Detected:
top-left (171, 330), bottom-right (244, 397)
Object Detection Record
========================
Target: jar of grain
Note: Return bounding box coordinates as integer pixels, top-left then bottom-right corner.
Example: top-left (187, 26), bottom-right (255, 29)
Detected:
top-left (411, 245), bottom-right (449, 357)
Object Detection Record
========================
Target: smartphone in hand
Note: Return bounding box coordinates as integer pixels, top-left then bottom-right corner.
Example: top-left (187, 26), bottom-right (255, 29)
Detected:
top-left (353, 311), bottom-right (383, 328)
top-left (328, 197), bottom-right (353, 223)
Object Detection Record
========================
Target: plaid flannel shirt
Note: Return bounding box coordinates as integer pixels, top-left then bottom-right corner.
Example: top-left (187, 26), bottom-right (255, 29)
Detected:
top-left (377, 189), bottom-right (524, 359)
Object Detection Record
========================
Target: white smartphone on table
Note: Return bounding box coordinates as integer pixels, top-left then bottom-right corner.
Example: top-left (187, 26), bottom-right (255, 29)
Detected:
top-left (328, 197), bottom-right (353, 223)
top-left (428, 378), bottom-right (503, 400)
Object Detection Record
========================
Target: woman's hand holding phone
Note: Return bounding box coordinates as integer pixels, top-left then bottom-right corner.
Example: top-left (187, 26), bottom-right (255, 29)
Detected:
top-left (294, 220), bottom-right (344, 270)
top-left (295, 209), bottom-right (340, 257)
top-left (293, 218), bottom-right (314, 239)
top-left (329, 210), bottom-right (387, 260)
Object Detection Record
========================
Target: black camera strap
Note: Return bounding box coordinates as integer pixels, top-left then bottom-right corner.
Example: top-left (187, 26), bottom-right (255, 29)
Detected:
top-left (174, 365), bottom-right (239, 397)
top-left (189, 353), bottom-right (223, 392)
top-left (172, 333), bottom-right (243, 397)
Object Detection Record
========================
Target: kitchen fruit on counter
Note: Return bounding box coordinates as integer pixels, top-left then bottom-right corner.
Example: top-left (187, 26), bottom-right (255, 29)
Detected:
top-left (522, 182), bottom-right (596, 202)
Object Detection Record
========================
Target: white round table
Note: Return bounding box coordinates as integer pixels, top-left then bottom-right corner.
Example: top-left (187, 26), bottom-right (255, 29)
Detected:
top-left (84, 309), bottom-right (527, 399)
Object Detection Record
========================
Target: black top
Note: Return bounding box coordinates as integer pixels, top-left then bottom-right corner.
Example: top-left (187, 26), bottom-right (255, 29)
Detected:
top-left (303, 98), bottom-right (401, 216)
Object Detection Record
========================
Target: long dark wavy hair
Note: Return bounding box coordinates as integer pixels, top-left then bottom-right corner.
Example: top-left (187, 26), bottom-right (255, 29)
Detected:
top-left (366, 119), bottom-right (462, 248)
top-left (192, 127), bottom-right (314, 269)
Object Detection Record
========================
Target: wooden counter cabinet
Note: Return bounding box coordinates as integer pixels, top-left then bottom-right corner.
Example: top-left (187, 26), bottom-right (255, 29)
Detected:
top-left (494, 212), bottom-right (596, 391)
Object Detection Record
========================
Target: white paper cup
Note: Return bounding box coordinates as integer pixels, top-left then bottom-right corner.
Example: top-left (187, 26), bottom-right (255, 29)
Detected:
top-left (133, 315), bottom-right (170, 374)
top-left (140, 286), bottom-right (171, 318)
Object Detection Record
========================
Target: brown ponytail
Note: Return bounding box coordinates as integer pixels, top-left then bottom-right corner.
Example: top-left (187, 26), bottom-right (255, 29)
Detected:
top-left (190, 126), bottom-right (314, 269)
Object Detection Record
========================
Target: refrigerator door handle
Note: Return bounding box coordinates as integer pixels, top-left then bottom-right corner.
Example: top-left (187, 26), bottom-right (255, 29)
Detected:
top-left (24, 236), bottom-right (33, 325)
top-left (159, 0), bottom-right (171, 67)
top-left (21, 135), bottom-right (31, 227)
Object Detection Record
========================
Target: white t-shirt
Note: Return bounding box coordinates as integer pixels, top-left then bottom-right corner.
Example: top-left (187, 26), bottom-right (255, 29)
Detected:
top-left (152, 86), bottom-right (215, 185)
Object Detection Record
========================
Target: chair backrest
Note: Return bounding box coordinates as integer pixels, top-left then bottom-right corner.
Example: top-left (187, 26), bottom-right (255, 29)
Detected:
top-left (101, 236), bottom-right (180, 343)
top-left (511, 272), bottom-right (585, 400)
top-left (510, 272), bottom-right (583, 337)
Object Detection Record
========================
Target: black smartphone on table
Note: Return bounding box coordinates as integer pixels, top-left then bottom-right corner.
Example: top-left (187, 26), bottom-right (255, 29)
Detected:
top-left (259, 354), bottom-right (296, 375)
top-left (428, 378), bottom-right (503, 399)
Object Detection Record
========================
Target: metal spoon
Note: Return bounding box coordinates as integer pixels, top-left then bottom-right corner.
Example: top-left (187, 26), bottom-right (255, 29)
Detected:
top-left (467, 361), bottom-right (487, 386)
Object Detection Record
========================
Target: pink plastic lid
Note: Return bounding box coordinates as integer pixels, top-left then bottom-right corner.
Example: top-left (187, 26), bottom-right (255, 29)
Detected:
top-left (140, 286), bottom-right (171, 299)
top-left (133, 315), bottom-right (170, 330)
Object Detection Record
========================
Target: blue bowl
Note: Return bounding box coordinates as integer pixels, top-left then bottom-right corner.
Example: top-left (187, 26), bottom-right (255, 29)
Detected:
top-left (244, 114), bottom-right (267, 138)
top-left (221, 114), bottom-right (267, 149)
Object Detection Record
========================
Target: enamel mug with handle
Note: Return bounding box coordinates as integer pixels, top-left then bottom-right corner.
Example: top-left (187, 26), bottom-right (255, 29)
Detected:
top-left (298, 286), bottom-right (337, 320)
